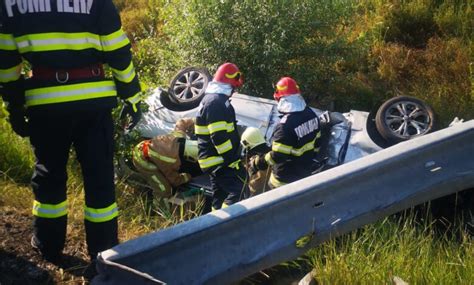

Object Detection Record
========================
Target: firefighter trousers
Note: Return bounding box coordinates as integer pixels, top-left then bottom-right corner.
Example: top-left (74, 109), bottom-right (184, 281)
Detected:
top-left (29, 110), bottom-right (118, 259)
top-left (209, 165), bottom-right (249, 210)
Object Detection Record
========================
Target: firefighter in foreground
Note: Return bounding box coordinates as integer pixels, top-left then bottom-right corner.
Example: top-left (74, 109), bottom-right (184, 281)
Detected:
top-left (0, 0), bottom-right (141, 272)
top-left (195, 62), bottom-right (250, 212)
top-left (258, 77), bottom-right (322, 189)
top-left (132, 118), bottom-right (201, 202)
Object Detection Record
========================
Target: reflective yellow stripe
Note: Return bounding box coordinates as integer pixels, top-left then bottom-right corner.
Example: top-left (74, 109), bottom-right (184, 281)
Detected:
top-left (126, 92), bottom-right (141, 105)
top-left (126, 92), bottom-right (141, 112)
top-left (196, 122), bottom-right (234, 135)
top-left (272, 142), bottom-right (292, 155)
top-left (269, 173), bottom-right (286, 188)
top-left (198, 156), bottom-right (224, 169)
top-left (264, 152), bottom-right (276, 166)
top-left (132, 145), bottom-right (157, 171)
top-left (272, 140), bottom-right (316, 156)
top-left (0, 33), bottom-right (17, 50)
top-left (225, 71), bottom-right (240, 79)
top-left (0, 64), bottom-right (21, 83)
top-left (151, 175), bottom-right (166, 192)
top-left (208, 121), bottom-right (234, 134)
top-left (84, 202), bottom-right (118, 223)
top-left (148, 148), bottom-right (176, 163)
top-left (208, 121), bottom-right (228, 133)
top-left (195, 124), bottom-right (210, 135)
top-left (290, 140), bottom-right (315, 156)
top-left (112, 61), bottom-right (136, 83)
top-left (15, 29), bottom-right (129, 53)
top-left (100, 29), bottom-right (130, 52)
top-left (32, 200), bottom-right (68, 218)
top-left (16, 32), bottom-right (102, 53)
top-left (25, 81), bottom-right (116, 106)
top-left (215, 139), bottom-right (232, 154)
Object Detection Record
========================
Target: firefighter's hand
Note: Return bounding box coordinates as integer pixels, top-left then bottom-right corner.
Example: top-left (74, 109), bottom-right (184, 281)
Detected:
top-left (249, 155), bottom-right (267, 175)
top-left (120, 99), bottom-right (142, 131)
top-left (8, 106), bottom-right (29, 137)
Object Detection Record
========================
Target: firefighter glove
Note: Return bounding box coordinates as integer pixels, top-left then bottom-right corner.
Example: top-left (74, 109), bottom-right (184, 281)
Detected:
top-left (249, 154), bottom-right (267, 175)
top-left (120, 95), bottom-right (142, 131)
top-left (8, 106), bottom-right (29, 137)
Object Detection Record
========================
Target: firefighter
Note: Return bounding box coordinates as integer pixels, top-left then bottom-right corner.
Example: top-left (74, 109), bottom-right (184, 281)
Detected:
top-left (263, 77), bottom-right (321, 189)
top-left (195, 62), bottom-right (249, 212)
top-left (0, 0), bottom-right (141, 270)
top-left (240, 127), bottom-right (271, 196)
top-left (132, 118), bottom-right (200, 200)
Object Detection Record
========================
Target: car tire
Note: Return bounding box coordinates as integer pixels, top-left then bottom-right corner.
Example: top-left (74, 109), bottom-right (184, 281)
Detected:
top-left (159, 88), bottom-right (197, 112)
top-left (375, 96), bottom-right (436, 144)
top-left (167, 66), bottom-right (212, 110)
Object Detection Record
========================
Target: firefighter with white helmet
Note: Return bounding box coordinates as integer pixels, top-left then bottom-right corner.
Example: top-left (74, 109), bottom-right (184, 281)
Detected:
top-left (241, 127), bottom-right (271, 195)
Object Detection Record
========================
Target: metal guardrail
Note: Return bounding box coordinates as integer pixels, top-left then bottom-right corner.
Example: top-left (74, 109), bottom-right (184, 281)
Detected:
top-left (93, 120), bottom-right (474, 285)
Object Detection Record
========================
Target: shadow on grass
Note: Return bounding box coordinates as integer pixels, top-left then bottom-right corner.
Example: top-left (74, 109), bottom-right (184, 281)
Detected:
top-left (0, 249), bottom-right (54, 285)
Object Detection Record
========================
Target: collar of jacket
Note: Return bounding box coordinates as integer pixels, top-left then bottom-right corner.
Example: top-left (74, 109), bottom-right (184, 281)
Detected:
top-left (277, 94), bottom-right (307, 113)
top-left (205, 81), bottom-right (233, 96)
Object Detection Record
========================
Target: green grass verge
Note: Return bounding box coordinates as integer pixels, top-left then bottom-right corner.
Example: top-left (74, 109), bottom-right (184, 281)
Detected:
top-left (305, 215), bottom-right (473, 284)
top-left (1, 114), bottom-right (472, 284)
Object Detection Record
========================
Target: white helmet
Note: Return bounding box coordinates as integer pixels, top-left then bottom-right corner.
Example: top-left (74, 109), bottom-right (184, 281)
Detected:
top-left (241, 127), bottom-right (266, 150)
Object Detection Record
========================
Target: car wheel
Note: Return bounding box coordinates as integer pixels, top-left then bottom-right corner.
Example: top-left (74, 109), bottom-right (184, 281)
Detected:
top-left (375, 96), bottom-right (435, 143)
top-left (168, 66), bottom-right (211, 109)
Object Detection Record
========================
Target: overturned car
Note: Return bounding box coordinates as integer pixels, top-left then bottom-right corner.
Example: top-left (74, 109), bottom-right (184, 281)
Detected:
top-left (119, 67), bottom-right (437, 200)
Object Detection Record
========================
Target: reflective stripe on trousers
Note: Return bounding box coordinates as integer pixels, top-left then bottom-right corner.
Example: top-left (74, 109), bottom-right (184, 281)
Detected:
top-left (84, 202), bottom-right (119, 223)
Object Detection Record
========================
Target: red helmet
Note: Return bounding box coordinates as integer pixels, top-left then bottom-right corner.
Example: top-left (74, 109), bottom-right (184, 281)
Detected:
top-left (273, 77), bottom-right (300, 101)
top-left (213, 62), bottom-right (244, 88)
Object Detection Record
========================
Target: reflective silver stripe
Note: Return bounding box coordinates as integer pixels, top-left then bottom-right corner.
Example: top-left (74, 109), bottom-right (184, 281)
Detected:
top-left (0, 65), bottom-right (21, 83)
top-left (85, 207), bottom-right (118, 220)
top-left (272, 142), bottom-right (292, 154)
top-left (0, 34), bottom-right (17, 50)
top-left (290, 141), bottom-right (315, 156)
top-left (101, 33), bottom-right (128, 49)
top-left (113, 66), bottom-right (135, 83)
top-left (215, 139), bottom-right (233, 154)
top-left (195, 125), bottom-right (210, 135)
top-left (16, 37), bottom-right (101, 50)
top-left (33, 205), bottom-right (67, 215)
top-left (26, 84), bottom-right (115, 101)
top-left (208, 121), bottom-right (228, 133)
top-left (198, 156), bottom-right (224, 169)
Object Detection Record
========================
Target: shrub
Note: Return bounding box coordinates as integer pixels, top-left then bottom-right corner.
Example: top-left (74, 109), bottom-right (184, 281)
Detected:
top-left (160, 0), bottom-right (362, 107)
top-left (372, 37), bottom-right (473, 125)
top-left (434, 0), bottom-right (473, 41)
top-left (382, 1), bottom-right (439, 48)
top-left (118, 0), bottom-right (164, 42)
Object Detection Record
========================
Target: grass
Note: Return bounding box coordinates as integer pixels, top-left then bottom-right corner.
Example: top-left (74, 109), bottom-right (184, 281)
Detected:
top-left (305, 214), bottom-right (474, 284)
top-left (1, 117), bottom-right (473, 284)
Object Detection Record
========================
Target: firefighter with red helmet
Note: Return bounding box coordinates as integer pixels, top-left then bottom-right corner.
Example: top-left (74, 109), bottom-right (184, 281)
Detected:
top-left (260, 77), bottom-right (321, 189)
top-left (195, 62), bottom-right (249, 212)
top-left (0, 0), bottom-right (141, 271)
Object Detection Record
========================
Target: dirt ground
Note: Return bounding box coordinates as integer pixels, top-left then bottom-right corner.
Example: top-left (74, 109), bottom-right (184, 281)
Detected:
top-left (0, 206), bottom-right (92, 285)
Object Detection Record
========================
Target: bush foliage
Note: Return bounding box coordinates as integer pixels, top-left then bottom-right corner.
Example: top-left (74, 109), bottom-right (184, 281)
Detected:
top-left (116, 0), bottom-right (472, 125)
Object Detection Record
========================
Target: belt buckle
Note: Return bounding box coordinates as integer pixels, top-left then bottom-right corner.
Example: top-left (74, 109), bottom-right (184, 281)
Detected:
top-left (91, 66), bottom-right (101, 77)
top-left (55, 70), bottom-right (69, 83)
